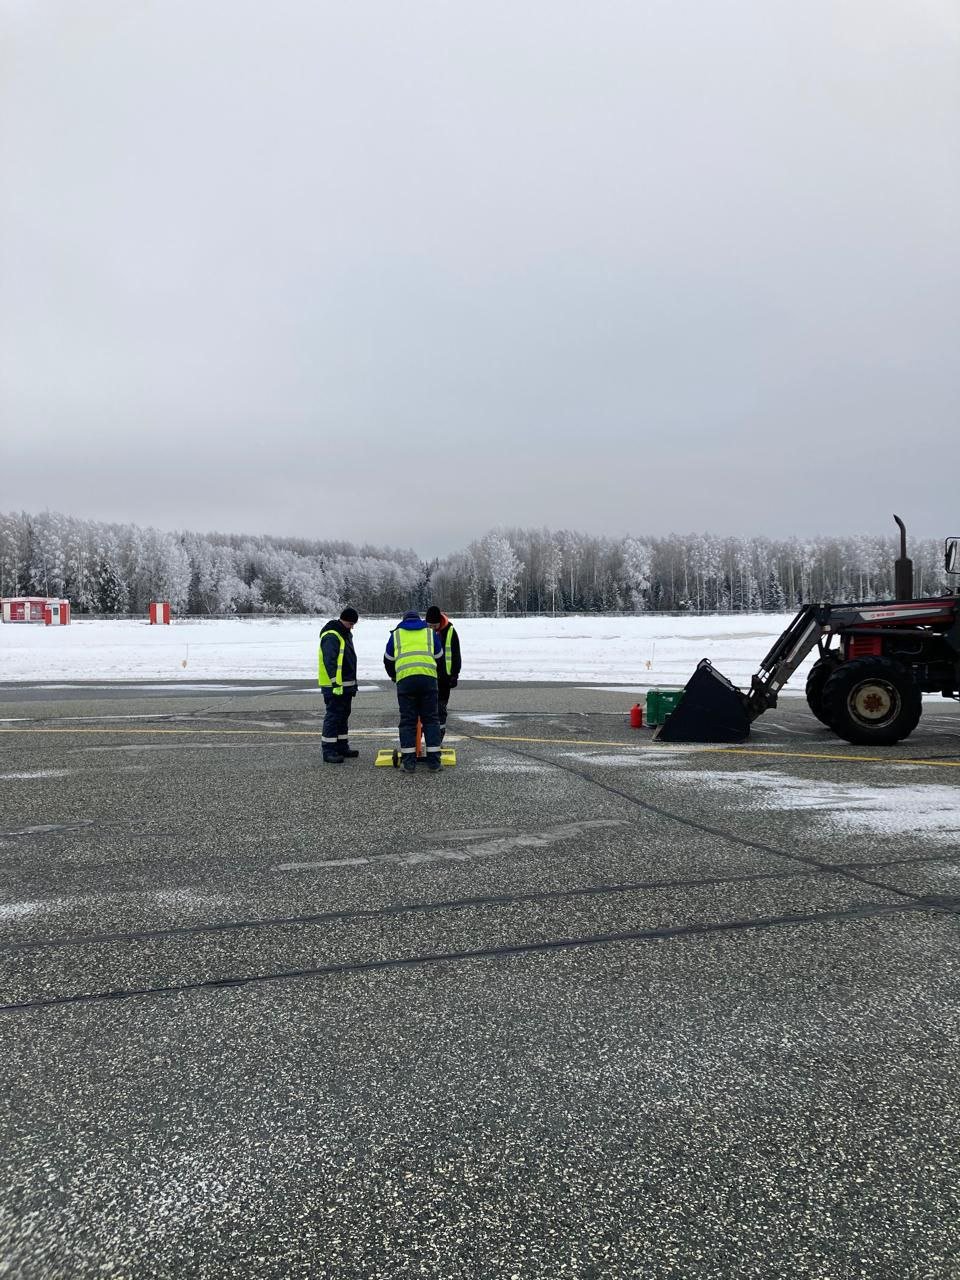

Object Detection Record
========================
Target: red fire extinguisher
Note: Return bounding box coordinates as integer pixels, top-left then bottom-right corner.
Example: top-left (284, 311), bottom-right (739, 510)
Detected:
top-left (630, 703), bottom-right (643, 729)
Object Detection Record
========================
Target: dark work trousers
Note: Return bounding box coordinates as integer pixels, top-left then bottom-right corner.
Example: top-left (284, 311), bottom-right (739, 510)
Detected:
top-left (396, 675), bottom-right (441, 756)
top-left (437, 683), bottom-right (452, 740)
top-left (321, 690), bottom-right (353, 752)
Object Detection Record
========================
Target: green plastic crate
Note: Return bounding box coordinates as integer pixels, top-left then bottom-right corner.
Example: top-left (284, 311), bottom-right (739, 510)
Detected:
top-left (645, 688), bottom-right (684, 727)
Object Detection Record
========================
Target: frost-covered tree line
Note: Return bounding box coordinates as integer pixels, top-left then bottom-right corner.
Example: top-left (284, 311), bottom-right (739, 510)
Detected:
top-left (0, 510), bottom-right (953, 616)
top-left (0, 510), bottom-right (422, 616)
top-left (428, 528), bottom-right (955, 613)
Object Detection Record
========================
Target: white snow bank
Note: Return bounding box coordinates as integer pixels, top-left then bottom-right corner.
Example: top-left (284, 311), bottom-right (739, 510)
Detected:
top-left (0, 613), bottom-right (815, 687)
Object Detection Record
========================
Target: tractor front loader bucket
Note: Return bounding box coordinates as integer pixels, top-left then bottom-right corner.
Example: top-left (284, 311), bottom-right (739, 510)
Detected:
top-left (653, 659), bottom-right (751, 743)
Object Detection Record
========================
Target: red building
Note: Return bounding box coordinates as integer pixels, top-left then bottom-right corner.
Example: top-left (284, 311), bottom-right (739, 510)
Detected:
top-left (1, 597), bottom-right (71, 625)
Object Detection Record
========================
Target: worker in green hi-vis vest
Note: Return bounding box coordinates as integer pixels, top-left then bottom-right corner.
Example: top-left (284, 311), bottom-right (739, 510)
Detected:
top-left (383, 611), bottom-right (445, 773)
top-left (317, 606), bottom-right (360, 764)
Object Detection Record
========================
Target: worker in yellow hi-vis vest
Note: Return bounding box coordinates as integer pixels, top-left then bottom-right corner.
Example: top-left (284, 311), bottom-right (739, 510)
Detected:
top-left (317, 606), bottom-right (359, 764)
top-left (383, 610), bottom-right (445, 773)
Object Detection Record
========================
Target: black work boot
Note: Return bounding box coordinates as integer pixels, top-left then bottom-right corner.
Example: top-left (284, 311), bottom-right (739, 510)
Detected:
top-left (339, 742), bottom-right (360, 758)
top-left (322, 747), bottom-right (344, 764)
top-left (427, 755), bottom-right (443, 772)
top-left (402, 755), bottom-right (417, 774)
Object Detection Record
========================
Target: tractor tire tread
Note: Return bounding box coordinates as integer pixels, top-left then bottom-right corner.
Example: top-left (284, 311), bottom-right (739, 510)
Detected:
top-left (821, 655), bottom-right (922, 746)
top-left (805, 657), bottom-right (840, 726)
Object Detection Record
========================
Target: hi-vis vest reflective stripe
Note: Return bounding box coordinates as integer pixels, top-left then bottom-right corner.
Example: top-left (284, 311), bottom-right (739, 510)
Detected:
top-left (393, 627), bottom-right (438, 681)
top-left (318, 629), bottom-right (356, 692)
top-left (443, 624), bottom-right (457, 676)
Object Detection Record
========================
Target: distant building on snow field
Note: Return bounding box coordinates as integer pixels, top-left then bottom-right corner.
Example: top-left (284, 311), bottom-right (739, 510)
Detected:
top-left (1, 597), bottom-right (71, 625)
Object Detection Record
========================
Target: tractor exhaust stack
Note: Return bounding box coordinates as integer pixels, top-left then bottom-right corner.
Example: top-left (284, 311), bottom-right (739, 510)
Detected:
top-left (893, 514), bottom-right (914, 601)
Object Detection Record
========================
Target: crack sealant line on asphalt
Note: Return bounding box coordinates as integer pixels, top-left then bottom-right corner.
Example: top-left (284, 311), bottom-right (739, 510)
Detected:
top-left (6, 845), bottom-right (959, 907)
top-left (0, 866), bottom-right (877, 955)
top-left (470, 738), bottom-right (960, 921)
top-left (0, 900), bottom-right (927, 1015)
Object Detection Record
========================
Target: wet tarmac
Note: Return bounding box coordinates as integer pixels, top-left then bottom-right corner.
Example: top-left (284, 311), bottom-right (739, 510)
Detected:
top-left (2, 680), bottom-right (959, 1278)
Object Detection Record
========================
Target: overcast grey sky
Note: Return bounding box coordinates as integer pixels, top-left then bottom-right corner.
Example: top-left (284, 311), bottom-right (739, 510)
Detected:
top-left (2, 1), bottom-right (958, 556)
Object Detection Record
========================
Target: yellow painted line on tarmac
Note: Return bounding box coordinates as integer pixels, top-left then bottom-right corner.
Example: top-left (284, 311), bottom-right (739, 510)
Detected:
top-left (0, 726), bottom-right (320, 737)
top-left (467, 733), bottom-right (960, 770)
top-left (2, 725), bottom-right (958, 770)
top-left (468, 733), bottom-right (641, 748)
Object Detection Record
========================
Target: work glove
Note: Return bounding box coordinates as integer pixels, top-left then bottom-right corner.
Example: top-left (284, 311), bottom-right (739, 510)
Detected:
top-left (449, 678), bottom-right (458, 688)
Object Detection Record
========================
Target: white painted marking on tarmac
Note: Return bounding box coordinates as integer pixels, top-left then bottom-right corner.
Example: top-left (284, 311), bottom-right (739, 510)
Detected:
top-left (0, 886), bottom-right (228, 924)
top-left (0, 821), bottom-right (95, 837)
top-left (437, 827), bottom-right (517, 840)
top-left (40, 680), bottom-right (289, 691)
top-left (0, 769), bottom-right (72, 781)
top-left (36, 683), bottom-right (286, 692)
top-left (0, 900), bottom-right (45, 920)
top-left (39, 714), bottom-right (179, 723)
top-left (70, 743), bottom-right (286, 753)
top-left (277, 818), bottom-right (629, 872)
top-left (560, 752), bottom-right (647, 768)
top-left (455, 713), bottom-right (511, 728)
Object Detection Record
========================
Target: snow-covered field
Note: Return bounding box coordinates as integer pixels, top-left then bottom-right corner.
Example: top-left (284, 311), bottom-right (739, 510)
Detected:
top-left (0, 613), bottom-right (816, 690)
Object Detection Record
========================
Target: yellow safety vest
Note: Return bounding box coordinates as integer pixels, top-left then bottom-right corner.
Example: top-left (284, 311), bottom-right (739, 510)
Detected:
top-left (443, 624), bottom-right (457, 677)
top-left (393, 626), bottom-right (437, 681)
top-left (318, 628), bottom-right (351, 693)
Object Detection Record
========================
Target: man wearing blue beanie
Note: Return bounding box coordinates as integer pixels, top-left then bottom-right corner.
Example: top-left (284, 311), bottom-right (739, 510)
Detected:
top-left (383, 610), bottom-right (445, 773)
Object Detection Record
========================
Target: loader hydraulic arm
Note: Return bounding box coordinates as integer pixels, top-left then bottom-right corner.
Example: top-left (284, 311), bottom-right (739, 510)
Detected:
top-left (744, 605), bottom-right (827, 720)
top-left (653, 605), bottom-right (828, 743)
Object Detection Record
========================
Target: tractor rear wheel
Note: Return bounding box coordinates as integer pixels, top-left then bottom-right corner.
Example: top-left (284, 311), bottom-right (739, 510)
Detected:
top-left (821, 656), bottom-right (922, 745)
top-left (805, 657), bottom-right (840, 725)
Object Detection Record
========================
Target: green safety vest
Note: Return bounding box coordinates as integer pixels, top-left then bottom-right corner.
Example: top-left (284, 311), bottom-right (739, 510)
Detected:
top-left (318, 629), bottom-right (354, 693)
top-left (393, 626), bottom-right (438, 681)
top-left (442, 623), bottom-right (457, 677)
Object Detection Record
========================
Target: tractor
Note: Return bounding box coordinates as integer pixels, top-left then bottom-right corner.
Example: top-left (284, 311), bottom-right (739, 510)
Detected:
top-left (655, 517), bottom-right (960, 747)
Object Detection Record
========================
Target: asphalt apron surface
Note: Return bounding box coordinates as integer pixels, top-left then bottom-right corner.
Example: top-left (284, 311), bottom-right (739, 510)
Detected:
top-left (2, 679), bottom-right (960, 1279)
